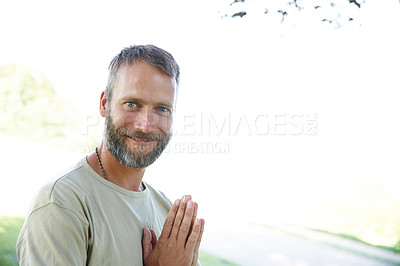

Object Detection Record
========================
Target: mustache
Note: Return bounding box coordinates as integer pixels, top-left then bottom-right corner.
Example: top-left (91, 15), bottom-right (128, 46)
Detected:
top-left (118, 127), bottom-right (165, 141)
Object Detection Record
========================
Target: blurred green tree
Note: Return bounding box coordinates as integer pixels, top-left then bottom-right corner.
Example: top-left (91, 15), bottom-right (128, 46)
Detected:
top-left (0, 64), bottom-right (72, 141)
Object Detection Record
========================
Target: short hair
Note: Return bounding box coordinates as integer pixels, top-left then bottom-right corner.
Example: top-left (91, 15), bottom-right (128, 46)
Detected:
top-left (105, 44), bottom-right (180, 102)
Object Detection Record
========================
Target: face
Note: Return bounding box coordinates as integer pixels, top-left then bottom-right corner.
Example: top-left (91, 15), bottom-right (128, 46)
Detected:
top-left (101, 62), bottom-right (176, 168)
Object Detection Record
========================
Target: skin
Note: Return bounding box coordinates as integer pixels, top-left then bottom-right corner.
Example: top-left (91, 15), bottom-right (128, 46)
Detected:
top-left (87, 61), bottom-right (176, 191)
top-left (143, 195), bottom-right (205, 266)
top-left (86, 61), bottom-right (205, 265)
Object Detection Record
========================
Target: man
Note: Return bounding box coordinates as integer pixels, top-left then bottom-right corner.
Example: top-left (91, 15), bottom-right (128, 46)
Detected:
top-left (17, 45), bottom-right (205, 265)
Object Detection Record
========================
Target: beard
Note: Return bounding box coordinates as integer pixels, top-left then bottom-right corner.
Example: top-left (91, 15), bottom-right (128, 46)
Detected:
top-left (104, 112), bottom-right (171, 169)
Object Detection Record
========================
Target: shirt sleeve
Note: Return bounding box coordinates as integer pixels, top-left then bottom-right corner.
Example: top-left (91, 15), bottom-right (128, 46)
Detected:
top-left (17, 202), bottom-right (89, 266)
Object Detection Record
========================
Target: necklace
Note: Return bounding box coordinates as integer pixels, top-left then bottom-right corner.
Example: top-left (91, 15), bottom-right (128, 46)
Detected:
top-left (95, 147), bottom-right (108, 180)
top-left (95, 147), bottom-right (144, 192)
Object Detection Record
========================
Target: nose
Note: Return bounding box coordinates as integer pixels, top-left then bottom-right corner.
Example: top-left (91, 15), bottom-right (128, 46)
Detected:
top-left (134, 108), bottom-right (155, 133)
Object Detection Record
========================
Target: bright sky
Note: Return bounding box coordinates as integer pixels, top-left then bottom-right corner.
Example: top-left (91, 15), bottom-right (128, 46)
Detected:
top-left (1, 0), bottom-right (400, 226)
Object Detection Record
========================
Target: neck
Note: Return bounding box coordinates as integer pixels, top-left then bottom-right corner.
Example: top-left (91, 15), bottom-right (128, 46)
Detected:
top-left (87, 142), bottom-right (145, 191)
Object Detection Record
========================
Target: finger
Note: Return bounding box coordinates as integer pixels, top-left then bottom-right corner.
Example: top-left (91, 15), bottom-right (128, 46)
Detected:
top-left (185, 218), bottom-right (203, 251)
top-left (190, 202), bottom-right (198, 232)
top-left (159, 199), bottom-right (180, 240)
top-left (177, 200), bottom-right (195, 243)
top-left (142, 228), bottom-right (153, 261)
top-left (182, 194), bottom-right (192, 202)
top-left (170, 195), bottom-right (190, 239)
top-left (181, 195), bottom-right (194, 227)
top-left (191, 219), bottom-right (205, 265)
top-left (149, 228), bottom-right (157, 250)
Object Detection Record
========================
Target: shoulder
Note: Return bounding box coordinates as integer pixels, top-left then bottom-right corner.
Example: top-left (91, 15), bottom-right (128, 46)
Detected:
top-left (27, 158), bottom-right (90, 215)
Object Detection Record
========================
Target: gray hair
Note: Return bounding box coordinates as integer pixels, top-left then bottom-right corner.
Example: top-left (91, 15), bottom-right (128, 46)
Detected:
top-left (105, 44), bottom-right (180, 102)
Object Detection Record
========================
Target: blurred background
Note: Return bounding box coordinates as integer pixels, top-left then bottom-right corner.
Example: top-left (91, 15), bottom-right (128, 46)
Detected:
top-left (1, 0), bottom-right (400, 265)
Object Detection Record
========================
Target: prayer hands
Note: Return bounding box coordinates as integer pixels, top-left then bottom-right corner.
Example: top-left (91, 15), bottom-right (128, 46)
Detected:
top-left (142, 195), bottom-right (205, 266)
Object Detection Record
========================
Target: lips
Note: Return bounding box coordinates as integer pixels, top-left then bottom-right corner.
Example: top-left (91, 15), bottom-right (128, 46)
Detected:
top-left (131, 136), bottom-right (151, 142)
top-left (126, 135), bottom-right (156, 145)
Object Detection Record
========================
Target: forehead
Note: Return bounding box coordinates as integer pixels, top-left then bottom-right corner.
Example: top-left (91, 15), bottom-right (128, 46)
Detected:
top-left (112, 62), bottom-right (177, 105)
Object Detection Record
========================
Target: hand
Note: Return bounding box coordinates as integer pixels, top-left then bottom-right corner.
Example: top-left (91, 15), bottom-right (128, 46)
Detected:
top-left (142, 195), bottom-right (205, 266)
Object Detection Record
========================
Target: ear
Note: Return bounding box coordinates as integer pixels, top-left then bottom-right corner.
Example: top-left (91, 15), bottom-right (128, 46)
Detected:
top-left (100, 91), bottom-right (107, 118)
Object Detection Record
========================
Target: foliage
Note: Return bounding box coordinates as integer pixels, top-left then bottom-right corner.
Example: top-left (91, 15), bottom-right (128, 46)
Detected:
top-left (0, 63), bottom-right (102, 152)
top-left (0, 64), bottom-right (69, 141)
top-left (303, 179), bottom-right (400, 252)
top-left (0, 216), bottom-right (24, 266)
top-left (220, 0), bottom-right (368, 28)
top-left (199, 250), bottom-right (239, 266)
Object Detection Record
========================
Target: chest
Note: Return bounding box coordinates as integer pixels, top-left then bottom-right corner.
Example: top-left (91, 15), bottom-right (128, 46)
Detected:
top-left (85, 196), bottom-right (168, 265)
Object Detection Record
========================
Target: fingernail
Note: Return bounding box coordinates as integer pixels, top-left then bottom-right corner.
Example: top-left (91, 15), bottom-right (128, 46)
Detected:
top-left (195, 219), bottom-right (200, 226)
top-left (187, 200), bottom-right (193, 209)
top-left (175, 199), bottom-right (180, 206)
top-left (182, 195), bottom-right (189, 203)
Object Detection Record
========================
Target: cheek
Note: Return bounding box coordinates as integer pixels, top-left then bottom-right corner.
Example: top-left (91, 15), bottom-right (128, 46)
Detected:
top-left (111, 111), bottom-right (138, 127)
top-left (157, 116), bottom-right (172, 133)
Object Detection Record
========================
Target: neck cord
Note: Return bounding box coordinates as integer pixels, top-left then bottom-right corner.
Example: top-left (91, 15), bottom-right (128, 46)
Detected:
top-left (95, 147), bottom-right (108, 180)
top-left (95, 147), bottom-right (144, 192)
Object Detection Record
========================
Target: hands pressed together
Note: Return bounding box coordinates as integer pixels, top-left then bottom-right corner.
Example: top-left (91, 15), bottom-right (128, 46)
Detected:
top-left (142, 195), bottom-right (205, 266)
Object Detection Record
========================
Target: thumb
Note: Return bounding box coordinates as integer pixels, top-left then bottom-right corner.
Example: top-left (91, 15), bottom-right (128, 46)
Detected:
top-left (142, 228), bottom-right (153, 260)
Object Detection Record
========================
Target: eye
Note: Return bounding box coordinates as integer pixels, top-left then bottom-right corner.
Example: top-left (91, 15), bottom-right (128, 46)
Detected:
top-left (157, 106), bottom-right (169, 113)
top-left (126, 102), bottom-right (137, 108)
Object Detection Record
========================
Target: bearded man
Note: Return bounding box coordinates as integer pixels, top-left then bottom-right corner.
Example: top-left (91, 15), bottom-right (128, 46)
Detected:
top-left (16, 45), bottom-right (205, 266)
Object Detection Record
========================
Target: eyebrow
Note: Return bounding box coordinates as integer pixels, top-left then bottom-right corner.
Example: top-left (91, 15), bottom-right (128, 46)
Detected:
top-left (120, 97), bottom-right (173, 109)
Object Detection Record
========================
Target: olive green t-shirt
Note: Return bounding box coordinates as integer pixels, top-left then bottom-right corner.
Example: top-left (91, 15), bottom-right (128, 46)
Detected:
top-left (17, 158), bottom-right (172, 266)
